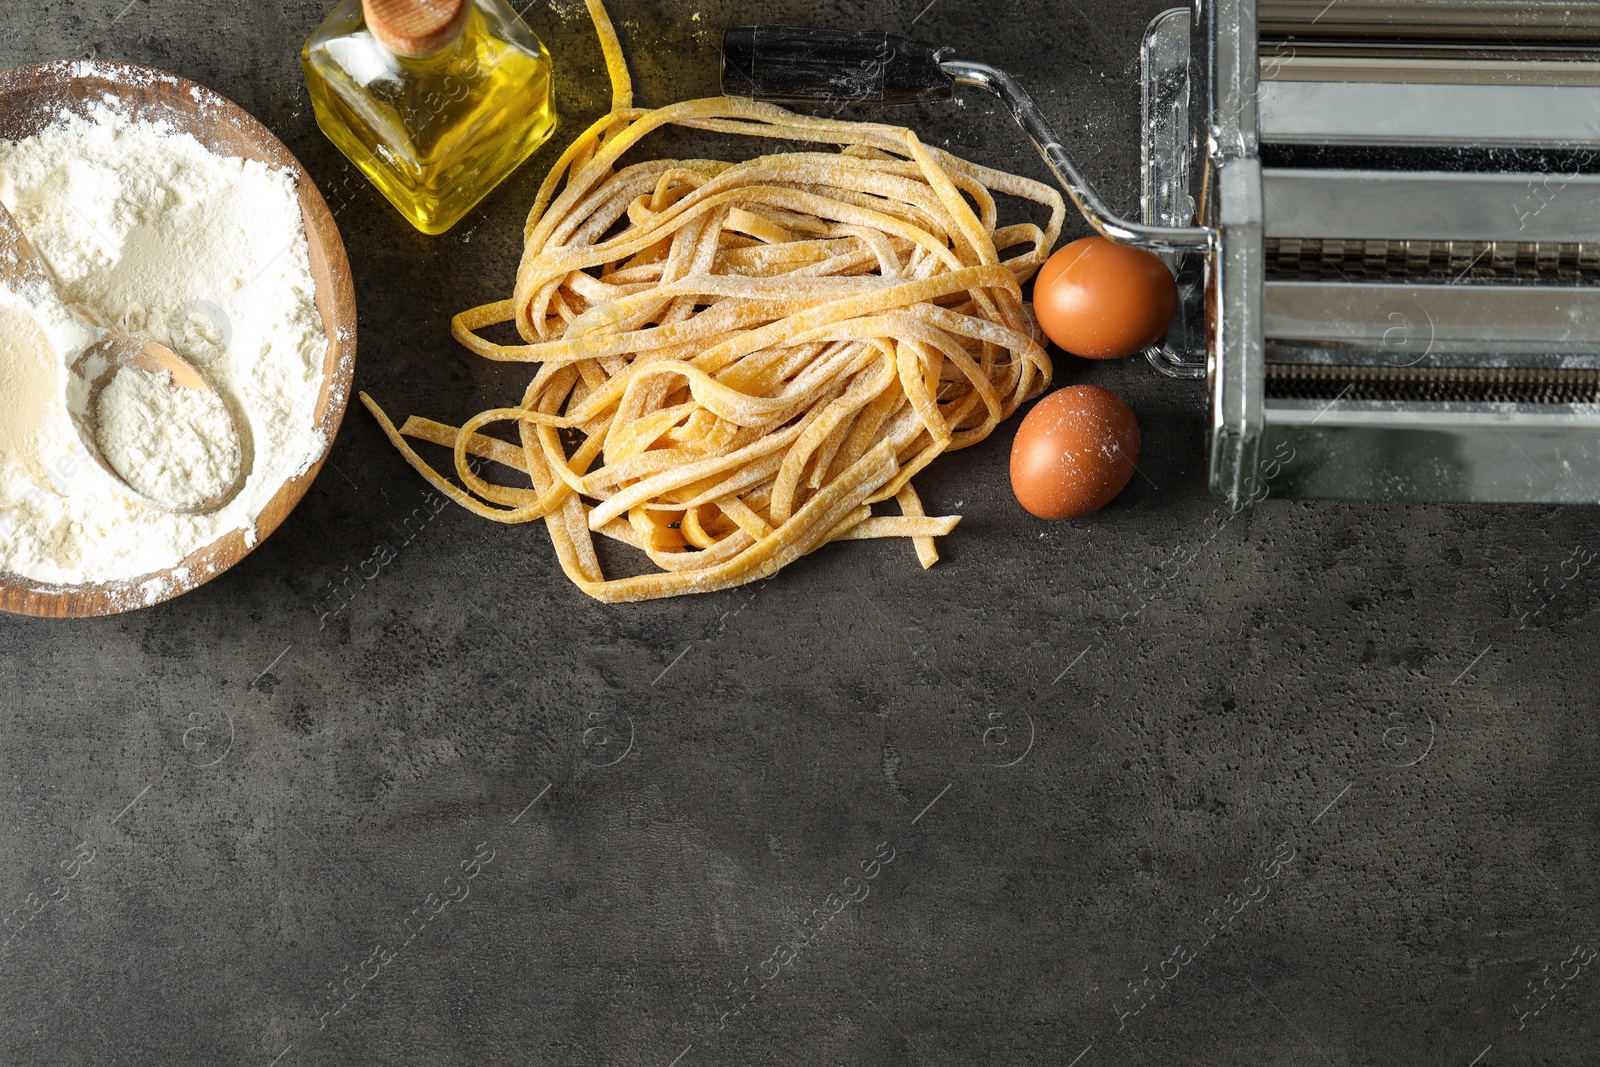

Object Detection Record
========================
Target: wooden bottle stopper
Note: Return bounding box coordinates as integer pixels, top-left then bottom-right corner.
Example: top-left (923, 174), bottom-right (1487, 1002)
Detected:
top-left (363, 0), bottom-right (469, 56)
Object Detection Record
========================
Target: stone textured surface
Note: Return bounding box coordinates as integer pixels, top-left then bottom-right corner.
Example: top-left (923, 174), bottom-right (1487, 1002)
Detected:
top-left (3, 1), bottom-right (1599, 1065)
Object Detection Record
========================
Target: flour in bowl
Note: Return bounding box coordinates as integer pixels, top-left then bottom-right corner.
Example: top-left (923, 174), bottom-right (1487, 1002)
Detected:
top-left (0, 100), bottom-right (328, 601)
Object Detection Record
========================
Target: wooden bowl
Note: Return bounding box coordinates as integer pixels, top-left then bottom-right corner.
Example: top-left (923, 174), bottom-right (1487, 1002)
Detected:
top-left (0, 60), bottom-right (357, 618)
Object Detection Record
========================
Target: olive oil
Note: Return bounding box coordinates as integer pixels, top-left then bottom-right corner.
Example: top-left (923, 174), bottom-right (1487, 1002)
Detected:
top-left (302, 0), bottom-right (557, 235)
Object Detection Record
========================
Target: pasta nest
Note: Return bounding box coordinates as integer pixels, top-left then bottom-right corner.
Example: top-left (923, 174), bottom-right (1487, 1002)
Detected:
top-left (363, 7), bottom-right (1064, 602)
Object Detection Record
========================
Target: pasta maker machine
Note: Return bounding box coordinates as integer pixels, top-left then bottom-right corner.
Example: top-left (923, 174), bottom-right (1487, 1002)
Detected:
top-left (722, 2), bottom-right (1600, 506)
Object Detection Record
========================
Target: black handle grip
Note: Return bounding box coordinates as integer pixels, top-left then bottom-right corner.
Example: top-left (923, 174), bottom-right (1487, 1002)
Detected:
top-left (721, 26), bottom-right (954, 106)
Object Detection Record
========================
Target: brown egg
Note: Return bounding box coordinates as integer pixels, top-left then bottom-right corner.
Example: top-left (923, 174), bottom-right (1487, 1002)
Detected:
top-left (1031, 236), bottom-right (1178, 359)
top-left (1009, 385), bottom-right (1141, 520)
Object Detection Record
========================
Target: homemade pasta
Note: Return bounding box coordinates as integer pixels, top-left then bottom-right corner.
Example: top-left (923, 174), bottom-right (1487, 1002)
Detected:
top-left (361, 0), bottom-right (1065, 602)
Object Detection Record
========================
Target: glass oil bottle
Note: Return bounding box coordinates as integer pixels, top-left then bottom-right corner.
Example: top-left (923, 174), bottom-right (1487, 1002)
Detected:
top-left (301, 0), bottom-right (557, 235)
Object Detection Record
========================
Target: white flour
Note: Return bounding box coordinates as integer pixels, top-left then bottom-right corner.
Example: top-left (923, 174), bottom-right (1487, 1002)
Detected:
top-left (95, 364), bottom-right (242, 511)
top-left (0, 100), bottom-right (328, 602)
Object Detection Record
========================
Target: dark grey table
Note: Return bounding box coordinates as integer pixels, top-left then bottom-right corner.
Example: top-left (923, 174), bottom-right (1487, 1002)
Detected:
top-left (3, 1), bottom-right (1597, 1064)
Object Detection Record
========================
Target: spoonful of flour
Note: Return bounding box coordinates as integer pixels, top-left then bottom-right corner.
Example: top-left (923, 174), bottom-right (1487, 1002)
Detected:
top-left (94, 363), bottom-right (243, 511)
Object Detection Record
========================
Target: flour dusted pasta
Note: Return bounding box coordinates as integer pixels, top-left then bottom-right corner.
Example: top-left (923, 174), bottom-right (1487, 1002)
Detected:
top-left (362, 0), bottom-right (1064, 602)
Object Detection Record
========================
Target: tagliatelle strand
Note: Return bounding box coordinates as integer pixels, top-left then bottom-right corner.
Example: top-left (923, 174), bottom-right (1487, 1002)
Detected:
top-left (360, 0), bottom-right (1065, 602)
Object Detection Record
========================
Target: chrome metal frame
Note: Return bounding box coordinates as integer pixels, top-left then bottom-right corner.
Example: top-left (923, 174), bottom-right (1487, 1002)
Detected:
top-left (1134, 0), bottom-right (1600, 507)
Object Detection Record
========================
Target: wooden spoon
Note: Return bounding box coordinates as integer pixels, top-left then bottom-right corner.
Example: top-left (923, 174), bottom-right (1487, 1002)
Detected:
top-left (0, 200), bottom-right (248, 514)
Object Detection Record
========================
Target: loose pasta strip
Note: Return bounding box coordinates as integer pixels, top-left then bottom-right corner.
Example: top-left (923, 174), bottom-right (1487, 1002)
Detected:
top-left (362, 0), bottom-right (1064, 602)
